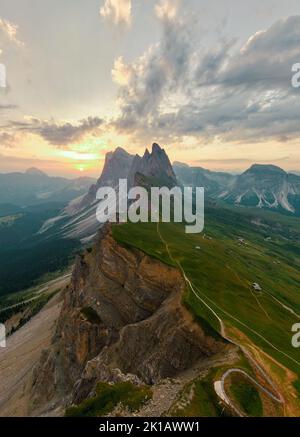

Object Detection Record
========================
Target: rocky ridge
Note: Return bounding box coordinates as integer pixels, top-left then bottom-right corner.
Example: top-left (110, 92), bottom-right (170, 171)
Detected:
top-left (29, 224), bottom-right (227, 416)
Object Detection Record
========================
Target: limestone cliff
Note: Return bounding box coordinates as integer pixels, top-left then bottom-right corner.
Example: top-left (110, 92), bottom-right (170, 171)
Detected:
top-left (30, 225), bottom-right (226, 416)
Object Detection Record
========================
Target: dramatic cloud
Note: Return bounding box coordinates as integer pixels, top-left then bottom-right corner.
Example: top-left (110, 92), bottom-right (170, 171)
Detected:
top-left (100, 0), bottom-right (132, 27)
top-left (113, 0), bottom-right (193, 131)
top-left (216, 15), bottom-right (300, 89)
top-left (8, 116), bottom-right (103, 146)
top-left (112, 8), bottom-right (300, 144)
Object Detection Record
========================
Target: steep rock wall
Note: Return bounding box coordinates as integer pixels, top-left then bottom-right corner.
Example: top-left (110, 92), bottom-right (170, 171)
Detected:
top-left (30, 225), bottom-right (226, 415)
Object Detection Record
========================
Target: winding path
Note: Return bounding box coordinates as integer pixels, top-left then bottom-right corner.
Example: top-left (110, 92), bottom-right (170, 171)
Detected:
top-left (156, 223), bottom-right (286, 415)
top-left (263, 290), bottom-right (300, 320)
top-left (214, 368), bottom-right (282, 417)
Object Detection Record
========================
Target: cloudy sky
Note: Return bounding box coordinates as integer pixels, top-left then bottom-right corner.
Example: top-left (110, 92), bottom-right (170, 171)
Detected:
top-left (0, 0), bottom-right (300, 177)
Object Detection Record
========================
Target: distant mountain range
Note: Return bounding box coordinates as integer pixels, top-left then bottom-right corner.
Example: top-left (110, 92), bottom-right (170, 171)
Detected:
top-left (174, 162), bottom-right (300, 215)
top-left (0, 168), bottom-right (95, 208)
top-left (1, 144), bottom-right (300, 297)
top-left (14, 145), bottom-right (299, 244)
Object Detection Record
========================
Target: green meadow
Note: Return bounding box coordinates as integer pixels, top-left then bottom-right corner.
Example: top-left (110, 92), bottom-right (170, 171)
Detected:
top-left (112, 204), bottom-right (300, 377)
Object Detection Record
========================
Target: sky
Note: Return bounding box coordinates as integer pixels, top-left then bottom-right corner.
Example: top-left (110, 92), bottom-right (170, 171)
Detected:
top-left (0, 0), bottom-right (300, 177)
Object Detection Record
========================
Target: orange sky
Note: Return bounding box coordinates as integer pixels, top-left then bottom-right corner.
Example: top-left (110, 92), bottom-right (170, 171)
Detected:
top-left (1, 0), bottom-right (300, 178)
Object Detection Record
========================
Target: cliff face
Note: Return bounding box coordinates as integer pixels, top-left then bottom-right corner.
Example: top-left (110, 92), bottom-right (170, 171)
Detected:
top-left (69, 147), bottom-right (134, 214)
top-left (30, 225), bottom-right (226, 415)
top-left (128, 143), bottom-right (177, 188)
top-left (66, 143), bottom-right (176, 217)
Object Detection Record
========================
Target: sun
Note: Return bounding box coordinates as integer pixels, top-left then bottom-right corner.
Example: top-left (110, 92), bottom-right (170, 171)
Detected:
top-left (75, 163), bottom-right (86, 172)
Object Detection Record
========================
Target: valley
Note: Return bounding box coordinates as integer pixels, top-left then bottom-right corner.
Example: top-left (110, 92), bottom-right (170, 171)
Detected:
top-left (2, 0), bottom-right (300, 425)
top-left (1, 144), bottom-right (300, 417)
top-left (0, 274), bottom-right (69, 416)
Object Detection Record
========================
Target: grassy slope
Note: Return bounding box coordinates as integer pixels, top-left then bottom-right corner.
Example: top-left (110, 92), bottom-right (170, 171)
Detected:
top-left (227, 373), bottom-right (263, 417)
top-left (170, 368), bottom-right (231, 417)
top-left (65, 382), bottom-right (152, 417)
top-left (112, 205), bottom-right (300, 378)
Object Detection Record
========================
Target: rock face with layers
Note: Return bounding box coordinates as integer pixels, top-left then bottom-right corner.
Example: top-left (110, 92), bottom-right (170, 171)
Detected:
top-left (30, 225), bottom-right (226, 415)
top-left (128, 143), bottom-right (177, 188)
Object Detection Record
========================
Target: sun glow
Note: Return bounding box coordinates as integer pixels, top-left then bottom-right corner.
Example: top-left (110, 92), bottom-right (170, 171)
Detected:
top-left (59, 150), bottom-right (99, 161)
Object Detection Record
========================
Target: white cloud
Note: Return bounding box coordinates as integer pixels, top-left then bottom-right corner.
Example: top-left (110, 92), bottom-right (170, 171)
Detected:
top-left (100, 0), bottom-right (132, 27)
top-left (0, 18), bottom-right (24, 52)
top-left (155, 0), bottom-right (180, 22)
top-left (111, 56), bottom-right (132, 85)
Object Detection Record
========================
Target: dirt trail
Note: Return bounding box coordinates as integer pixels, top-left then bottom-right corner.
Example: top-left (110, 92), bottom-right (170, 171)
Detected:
top-left (156, 223), bottom-right (286, 415)
top-left (215, 367), bottom-right (283, 417)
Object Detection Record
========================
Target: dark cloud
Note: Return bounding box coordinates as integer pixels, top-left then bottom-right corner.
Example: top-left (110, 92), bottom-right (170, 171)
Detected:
top-left (37, 117), bottom-right (103, 145)
top-left (8, 116), bottom-right (103, 146)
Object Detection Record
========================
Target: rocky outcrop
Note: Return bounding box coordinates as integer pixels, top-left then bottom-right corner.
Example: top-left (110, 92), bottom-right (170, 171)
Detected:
top-left (128, 143), bottom-right (177, 188)
top-left (30, 225), bottom-right (226, 415)
top-left (56, 143), bottom-right (177, 240)
top-left (68, 147), bottom-right (134, 215)
top-left (66, 143), bottom-right (176, 217)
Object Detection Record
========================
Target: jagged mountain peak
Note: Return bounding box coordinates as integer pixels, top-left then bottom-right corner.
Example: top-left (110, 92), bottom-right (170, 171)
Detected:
top-left (220, 164), bottom-right (300, 214)
top-left (63, 143), bottom-right (177, 225)
top-left (99, 147), bottom-right (134, 183)
top-left (142, 143), bottom-right (164, 159)
top-left (129, 142), bottom-right (177, 188)
top-left (104, 146), bottom-right (132, 164)
top-left (174, 161), bottom-right (300, 216)
top-left (112, 146), bottom-right (131, 156)
top-left (152, 142), bottom-right (163, 152)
